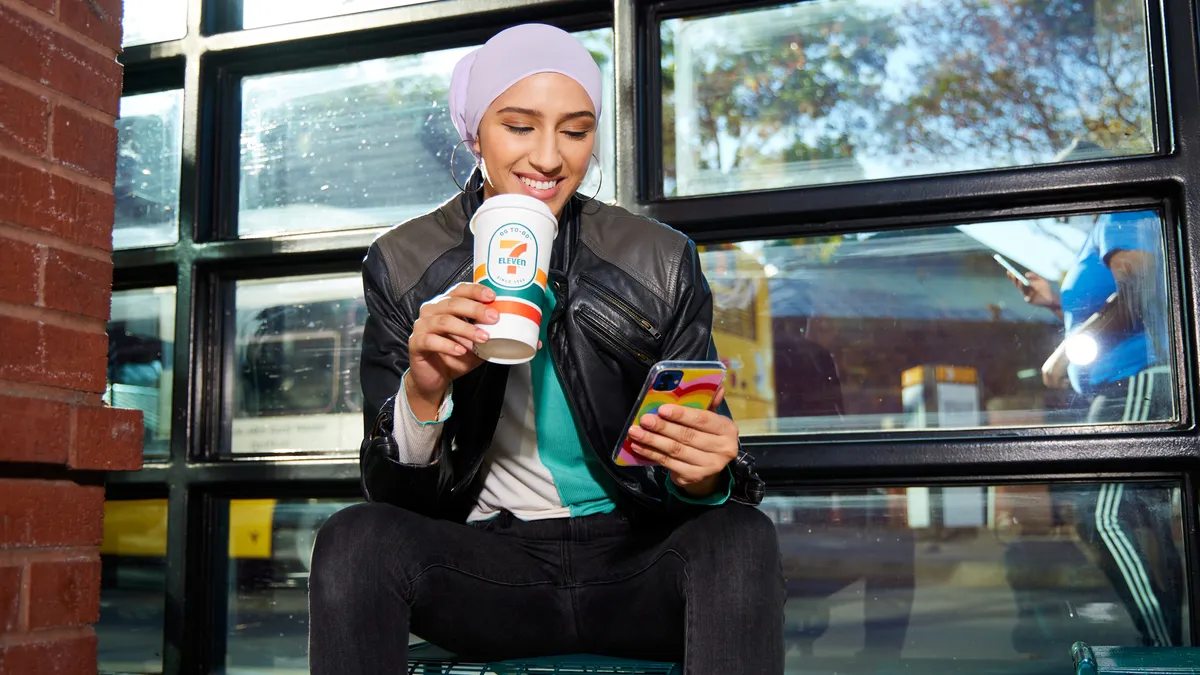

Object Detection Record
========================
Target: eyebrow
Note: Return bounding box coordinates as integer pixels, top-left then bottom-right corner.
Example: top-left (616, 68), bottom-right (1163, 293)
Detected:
top-left (497, 107), bottom-right (596, 122)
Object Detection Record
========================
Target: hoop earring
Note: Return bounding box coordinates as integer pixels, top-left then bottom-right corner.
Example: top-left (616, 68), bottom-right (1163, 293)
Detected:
top-left (577, 152), bottom-right (604, 202)
top-left (449, 139), bottom-right (479, 193)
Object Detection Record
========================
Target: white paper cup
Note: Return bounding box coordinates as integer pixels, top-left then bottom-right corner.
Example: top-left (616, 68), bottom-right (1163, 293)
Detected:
top-left (469, 194), bottom-right (558, 365)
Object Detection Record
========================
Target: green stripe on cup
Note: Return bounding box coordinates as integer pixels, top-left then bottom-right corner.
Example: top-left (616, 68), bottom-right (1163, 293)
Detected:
top-left (479, 278), bottom-right (546, 306)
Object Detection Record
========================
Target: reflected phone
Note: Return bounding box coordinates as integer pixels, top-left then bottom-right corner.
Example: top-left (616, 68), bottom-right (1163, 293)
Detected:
top-left (613, 360), bottom-right (727, 467)
top-left (993, 254), bottom-right (1031, 287)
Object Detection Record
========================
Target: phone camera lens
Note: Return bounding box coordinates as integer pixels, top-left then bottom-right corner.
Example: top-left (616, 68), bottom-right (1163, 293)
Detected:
top-left (653, 370), bottom-right (684, 391)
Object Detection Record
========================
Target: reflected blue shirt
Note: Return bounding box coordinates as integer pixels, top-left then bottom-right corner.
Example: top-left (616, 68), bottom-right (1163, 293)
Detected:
top-left (1060, 210), bottom-right (1164, 394)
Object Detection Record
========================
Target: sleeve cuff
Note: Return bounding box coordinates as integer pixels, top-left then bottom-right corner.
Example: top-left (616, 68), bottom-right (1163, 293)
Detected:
top-left (399, 370), bottom-right (453, 426)
top-left (666, 467), bottom-right (733, 506)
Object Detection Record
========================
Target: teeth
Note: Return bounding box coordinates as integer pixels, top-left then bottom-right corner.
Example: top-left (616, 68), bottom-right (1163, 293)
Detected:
top-left (520, 176), bottom-right (557, 191)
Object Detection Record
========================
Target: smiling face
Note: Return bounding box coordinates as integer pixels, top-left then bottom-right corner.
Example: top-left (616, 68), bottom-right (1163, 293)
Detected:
top-left (472, 73), bottom-right (597, 218)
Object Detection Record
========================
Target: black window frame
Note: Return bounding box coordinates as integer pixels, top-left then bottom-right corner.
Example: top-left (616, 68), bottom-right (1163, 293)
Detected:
top-left (105, 0), bottom-right (1200, 673)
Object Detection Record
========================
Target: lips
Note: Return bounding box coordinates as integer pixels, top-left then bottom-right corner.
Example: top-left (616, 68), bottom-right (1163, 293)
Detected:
top-left (516, 174), bottom-right (563, 201)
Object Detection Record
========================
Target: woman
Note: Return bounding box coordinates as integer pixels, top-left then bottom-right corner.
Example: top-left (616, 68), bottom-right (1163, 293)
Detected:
top-left (309, 24), bottom-right (784, 675)
top-left (1006, 140), bottom-right (1181, 649)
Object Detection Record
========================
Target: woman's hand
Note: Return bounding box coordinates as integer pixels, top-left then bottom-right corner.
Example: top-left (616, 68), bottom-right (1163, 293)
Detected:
top-left (626, 387), bottom-right (738, 499)
top-left (1009, 271), bottom-right (1061, 312)
top-left (406, 283), bottom-right (498, 419)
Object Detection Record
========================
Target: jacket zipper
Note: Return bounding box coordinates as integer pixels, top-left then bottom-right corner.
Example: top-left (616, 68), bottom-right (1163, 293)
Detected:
top-left (578, 276), bottom-right (662, 341)
top-left (576, 307), bottom-right (655, 367)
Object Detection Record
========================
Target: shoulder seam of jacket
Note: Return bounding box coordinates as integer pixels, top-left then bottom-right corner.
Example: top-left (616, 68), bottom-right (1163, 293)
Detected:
top-left (580, 206), bottom-right (686, 305)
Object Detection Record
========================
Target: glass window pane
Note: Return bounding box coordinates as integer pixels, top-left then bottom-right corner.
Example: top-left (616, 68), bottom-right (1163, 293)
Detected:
top-left (122, 0), bottom-right (187, 47)
top-left (107, 287), bottom-right (176, 458)
top-left (242, 0), bottom-right (435, 30)
top-left (663, 0), bottom-right (1155, 197)
top-left (231, 274), bottom-right (366, 454)
top-left (115, 90), bottom-right (184, 250)
top-left (224, 498), bottom-right (359, 673)
top-left (702, 209), bottom-right (1175, 435)
top-left (768, 481), bottom-right (1187, 673)
top-left (98, 499), bottom-right (168, 674)
top-left (238, 29), bottom-right (614, 238)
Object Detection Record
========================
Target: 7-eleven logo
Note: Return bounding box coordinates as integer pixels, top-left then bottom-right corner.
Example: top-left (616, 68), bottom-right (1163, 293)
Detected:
top-left (499, 240), bottom-right (529, 275)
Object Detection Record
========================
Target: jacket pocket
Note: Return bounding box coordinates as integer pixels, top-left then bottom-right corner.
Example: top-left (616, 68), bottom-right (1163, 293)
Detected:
top-left (576, 306), bottom-right (655, 368)
top-left (578, 275), bottom-right (662, 341)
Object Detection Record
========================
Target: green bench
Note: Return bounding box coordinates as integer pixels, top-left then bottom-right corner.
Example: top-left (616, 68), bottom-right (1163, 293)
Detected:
top-left (1073, 643), bottom-right (1200, 675)
top-left (407, 642), bottom-right (681, 674)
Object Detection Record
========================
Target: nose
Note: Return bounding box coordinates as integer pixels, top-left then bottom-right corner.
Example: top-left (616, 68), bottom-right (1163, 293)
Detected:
top-left (528, 129), bottom-right (563, 177)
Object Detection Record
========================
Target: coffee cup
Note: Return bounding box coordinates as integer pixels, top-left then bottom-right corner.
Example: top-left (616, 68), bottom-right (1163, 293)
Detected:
top-left (469, 194), bottom-right (558, 365)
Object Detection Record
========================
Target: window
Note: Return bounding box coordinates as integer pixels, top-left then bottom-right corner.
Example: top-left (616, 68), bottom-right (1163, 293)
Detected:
top-left (768, 481), bottom-right (1187, 670)
top-left (702, 209), bottom-right (1176, 435)
top-left (115, 90), bottom-right (184, 250)
top-left (98, 499), bottom-right (168, 674)
top-left (230, 274), bottom-right (366, 454)
top-left (237, 29), bottom-right (615, 238)
top-left (121, 0), bottom-right (187, 47)
top-left (241, 0), bottom-right (436, 30)
top-left (107, 287), bottom-right (176, 459)
top-left (662, 0), bottom-right (1156, 196)
top-left (223, 498), bottom-right (359, 674)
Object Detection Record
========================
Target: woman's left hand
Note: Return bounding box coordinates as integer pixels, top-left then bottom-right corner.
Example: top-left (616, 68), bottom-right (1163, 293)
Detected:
top-left (627, 387), bottom-right (738, 498)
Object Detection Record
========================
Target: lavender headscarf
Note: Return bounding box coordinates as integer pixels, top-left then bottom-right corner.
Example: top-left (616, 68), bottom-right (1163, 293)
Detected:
top-left (449, 24), bottom-right (603, 158)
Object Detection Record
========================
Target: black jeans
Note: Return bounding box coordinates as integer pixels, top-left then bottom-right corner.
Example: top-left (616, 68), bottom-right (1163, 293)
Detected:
top-left (308, 502), bottom-right (785, 675)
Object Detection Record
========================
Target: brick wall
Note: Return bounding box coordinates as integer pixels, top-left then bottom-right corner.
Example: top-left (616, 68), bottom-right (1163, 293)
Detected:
top-left (0, 0), bottom-right (139, 673)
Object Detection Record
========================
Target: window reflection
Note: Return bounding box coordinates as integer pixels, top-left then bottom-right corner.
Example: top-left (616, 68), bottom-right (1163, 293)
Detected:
top-left (107, 288), bottom-right (175, 458)
top-left (231, 275), bottom-right (367, 454)
top-left (238, 29), bottom-right (614, 238)
top-left (98, 499), bottom-right (168, 674)
top-left (662, 0), bottom-right (1155, 196)
top-left (241, 0), bottom-right (435, 30)
top-left (224, 499), bottom-right (359, 674)
top-left (703, 209), bottom-right (1174, 434)
top-left (769, 482), bottom-right (1186, 672)
top-left (121, 0), bottom-right (187, 47)
top-left (115, 90), bottom-right (184, 249)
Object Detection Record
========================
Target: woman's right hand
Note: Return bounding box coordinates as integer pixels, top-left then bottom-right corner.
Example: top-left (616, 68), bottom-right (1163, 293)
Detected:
top-left (405, 283), bottom-right (499, 418)
top-left (1008, 271), bottom-right (1060, 311)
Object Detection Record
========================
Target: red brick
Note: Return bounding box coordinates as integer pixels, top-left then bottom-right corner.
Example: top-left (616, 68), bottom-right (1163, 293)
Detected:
top-left (51, 105), bottom-right (116, 183)
top-left (0, 80), bottom-right (49, 155)
top-left (0, 156), bottom-right (114, 251)
top-left (0, 239), bottom-right (41, 306)
top-left (14, 0), bottom-right (56, 15)
top-left (0, 480), bottom-right (103, 547)
top-left (58, 0), bottom-right (122, 51)
top-left (27, 557), bottom-right (100, 628)
top-left (71, 405), bottom-right (142, 470)
top-left (0, 634), bottom-right (97, 675)
top-left (42, 248), bottom-right (112, 320)
top-left (0, 566), bottom-right (19, 632)
top-left (0, 317), bottom-right (107, 392)
top-left (0, 394), bottom-right (69, 464)
top-left (0, 7), bottom-right (122, 116)
top-left (41, 322), bottom-right (107, 392)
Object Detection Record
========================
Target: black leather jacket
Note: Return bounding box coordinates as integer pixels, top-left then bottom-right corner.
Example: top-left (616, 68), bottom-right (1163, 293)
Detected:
top-left (358, 185), bottom-right (766, 522)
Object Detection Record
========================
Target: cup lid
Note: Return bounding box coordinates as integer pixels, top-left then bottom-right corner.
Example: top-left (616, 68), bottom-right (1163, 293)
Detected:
top-left (470, 193), bottom-right (558, 238)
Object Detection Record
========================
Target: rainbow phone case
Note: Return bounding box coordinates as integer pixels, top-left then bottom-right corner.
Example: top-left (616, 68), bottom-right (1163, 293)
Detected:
top-left (613, 360), bottom-right (727, 467)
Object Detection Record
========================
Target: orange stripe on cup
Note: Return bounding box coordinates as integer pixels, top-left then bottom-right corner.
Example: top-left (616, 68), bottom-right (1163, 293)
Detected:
top-left (474, 264), bottom-right (486, 282)
top-left (491, 299), bottom-right (542, 326)
top-left (535, 269), bottom-right (547, 287)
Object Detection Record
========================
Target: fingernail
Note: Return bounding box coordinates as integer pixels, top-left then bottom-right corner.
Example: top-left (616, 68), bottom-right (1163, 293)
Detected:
top-left (486, 309), bottom-right (500, 322)
top-left (475, 330), bottom-right (490, 343)
top-left (658, 406), bottom-right (673, 419)
top-left (483, 289), bottom-right (496, 301)
top-left (628, 426), bottom-right (644, 440)
top-left (455, 345), bottom-right (466, 355)
top-left (640, 416), bottom-right (656, 429)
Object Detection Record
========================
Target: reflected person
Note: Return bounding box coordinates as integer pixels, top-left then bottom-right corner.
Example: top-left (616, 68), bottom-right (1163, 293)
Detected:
top-left (1006, 140), bottom-right (1181, 647)
top-left (307, 24), bottom-right (784, 675)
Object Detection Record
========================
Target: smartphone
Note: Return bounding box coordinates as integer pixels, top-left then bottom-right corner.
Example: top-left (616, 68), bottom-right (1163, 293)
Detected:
top-left (993, 253), bottom-right (1031, 287)
top-left (613, 360), bottom-right (727, 467)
